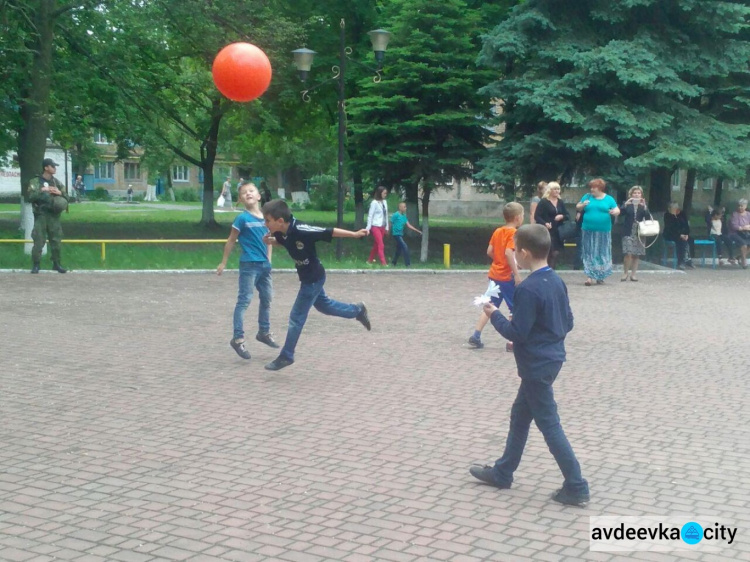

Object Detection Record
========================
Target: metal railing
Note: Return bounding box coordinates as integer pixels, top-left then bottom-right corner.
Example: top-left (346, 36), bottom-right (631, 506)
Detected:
top-left (0, 239), bottom-right (225, 261)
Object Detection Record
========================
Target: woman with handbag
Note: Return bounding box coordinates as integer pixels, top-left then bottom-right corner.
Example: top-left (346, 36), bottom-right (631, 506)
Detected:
top-left (576, 178), bottom-right (620, 285)
top-left (619, 186), bottom-right (649, 281)
top-left (534, 181), bottom-right (570, 269)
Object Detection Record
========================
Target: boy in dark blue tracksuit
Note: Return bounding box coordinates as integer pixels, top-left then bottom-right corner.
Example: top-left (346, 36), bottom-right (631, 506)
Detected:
top-left (469, 224), bottom-right (590, 506)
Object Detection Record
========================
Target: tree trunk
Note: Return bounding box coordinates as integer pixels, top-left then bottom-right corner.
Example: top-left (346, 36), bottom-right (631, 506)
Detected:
top-left (405, 180), bottom-right (420, 228)
top-left (682, 168), bottom-right (697, 216)
top-left (17, 0), bottom-right (56, 254)
top-left (420, 185), bottom-right (431, 263)
top-left (353, 168), bottom-right (365, 229)
top-left (199, 102), bottom-right (221, 228)
top-left (648, 168), bottom-right (672, 213)
top-left (713, 177), bottom-right (724, 207)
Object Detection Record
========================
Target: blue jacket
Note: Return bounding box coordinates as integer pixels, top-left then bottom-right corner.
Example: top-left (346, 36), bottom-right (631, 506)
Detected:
top-left (490, 267), bottom-right (574, 380)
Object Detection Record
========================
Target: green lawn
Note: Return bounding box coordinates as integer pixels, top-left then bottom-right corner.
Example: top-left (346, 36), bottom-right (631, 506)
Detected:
top-left (0, 202), bottom-right (495, 270)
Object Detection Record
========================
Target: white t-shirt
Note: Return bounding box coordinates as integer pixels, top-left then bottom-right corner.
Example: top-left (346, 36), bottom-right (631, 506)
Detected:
top-left (711, 219), bottom-right (722, 236)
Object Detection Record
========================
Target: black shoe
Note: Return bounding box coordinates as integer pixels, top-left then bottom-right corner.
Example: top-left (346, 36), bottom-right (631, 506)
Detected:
top-left (355, 302), bottom-right (371, 331)
top-left (230, 338), bottom-right (251, 360)
top-left (265, 355), bottom-right (294, 371)
top-left (256, 332), bottom-right (280, 348)
top-left (469, 465), bottom-right (511, 489)
top-left (685, 261), bottom-right (695, 270)
top-left (52, 262), bottom-right (68, 273)
top-left (468, 335), bottom-right (484, 349)
top-left (31, 263), bottom-right (40, 274)
top-left (551, 487), bottom-right (590, 507)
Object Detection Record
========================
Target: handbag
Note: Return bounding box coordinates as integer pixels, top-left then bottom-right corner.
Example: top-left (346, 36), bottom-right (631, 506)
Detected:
top-left (558, 220), bottom-right (577, 241)
top-left (217, 195), bottom-right (225, 207)
top-left (637, 208), bottom-right (660, 248)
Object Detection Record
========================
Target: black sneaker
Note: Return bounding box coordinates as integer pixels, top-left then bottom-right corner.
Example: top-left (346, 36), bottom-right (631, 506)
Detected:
top-left (551, 487), bottom-right (590, 507)
top-left (468, 335), bottom-right (484, 349)
top-left (265, 356), bottom-right (294, 371)
top-left (52, 262), bottom-right (68, 273)
top-left (30, 264), bottom-right (40, 274)
top-left (355, 302), bottom-right (371, 331)
top-left (256, 332), bottom-right (280, 348)
top-left (469, 465), bottom-right (511, 489)
top-left (230, 338), bottom-right (251, 360)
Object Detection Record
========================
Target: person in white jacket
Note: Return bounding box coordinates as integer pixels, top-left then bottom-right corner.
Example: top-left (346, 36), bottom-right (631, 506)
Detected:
top-left (366, 186), bottom-right (389, 265)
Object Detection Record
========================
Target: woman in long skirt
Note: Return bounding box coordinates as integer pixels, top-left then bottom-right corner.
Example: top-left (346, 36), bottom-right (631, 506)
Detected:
top-left (576, 178), bottom-right (620, 285)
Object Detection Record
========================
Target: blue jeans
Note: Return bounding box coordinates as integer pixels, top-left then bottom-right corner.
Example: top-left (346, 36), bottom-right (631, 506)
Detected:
top-left (491, 365), bottom-right (588, 495)
top-left (392, 235), bottom-right (411, 266)
top-left (233, 261), bottom-right (273, 340)
top-left (280, 276), bottom-right (361, 361)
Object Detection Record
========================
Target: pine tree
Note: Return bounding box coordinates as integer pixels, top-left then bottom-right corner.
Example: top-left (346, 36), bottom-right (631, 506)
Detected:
top-left (347, 0), bottom-right (494, 260)
top-left (478, 0), bottom-right (750, 210)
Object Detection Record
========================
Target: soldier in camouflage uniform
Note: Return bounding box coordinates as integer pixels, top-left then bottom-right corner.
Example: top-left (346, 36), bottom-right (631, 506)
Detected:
top-left (27, 158), bottom-right (69, 274)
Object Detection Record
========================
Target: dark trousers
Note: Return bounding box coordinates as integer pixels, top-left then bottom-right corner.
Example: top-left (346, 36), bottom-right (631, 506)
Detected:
top-left (491, 364), bottom-right (588, 495)
top-left (280, 276), bottom-right (361, 361)
top-left (392, 235), bottom-right (411, 266)
top-left (668, 237), bottom-right (693, 265)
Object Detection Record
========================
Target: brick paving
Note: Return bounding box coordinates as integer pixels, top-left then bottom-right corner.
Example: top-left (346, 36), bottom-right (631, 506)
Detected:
top-left (1, 269), bottom-right (749, 562)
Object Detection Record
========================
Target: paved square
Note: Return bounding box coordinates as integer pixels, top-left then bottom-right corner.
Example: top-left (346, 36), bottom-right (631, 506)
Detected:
top-left (1, 269), bottom-right (749, 561)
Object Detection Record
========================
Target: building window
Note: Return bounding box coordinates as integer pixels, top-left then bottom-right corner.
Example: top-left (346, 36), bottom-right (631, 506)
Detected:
top-left (124, 162), bottom-right (141, 180)
top-left (671, 170), bottom-right (681, 191)
top-left (94, 162), bottom-right (114, 179)
top-left (172, 165), bottom-right (189, 182)
top-left (702, 178), bottom-right (714, 191)
top-left (93, 132), bottom-right (108, 144)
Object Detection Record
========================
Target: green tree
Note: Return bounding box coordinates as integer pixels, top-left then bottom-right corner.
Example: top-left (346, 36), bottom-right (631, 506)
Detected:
top-left (64, 0), bottom-right (303, 227)
top-left (478, 0), bottom-right (750, 211)
top-left (348, 0), bottom-right (494, 261)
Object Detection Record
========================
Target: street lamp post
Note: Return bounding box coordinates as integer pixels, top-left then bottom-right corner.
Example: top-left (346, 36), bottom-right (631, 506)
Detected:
top-left (293, 20), bottom-right (391, 260)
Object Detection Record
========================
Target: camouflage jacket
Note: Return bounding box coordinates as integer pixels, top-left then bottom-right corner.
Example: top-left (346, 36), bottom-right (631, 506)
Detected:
top-left (27, 175), bottom-right (68, 215)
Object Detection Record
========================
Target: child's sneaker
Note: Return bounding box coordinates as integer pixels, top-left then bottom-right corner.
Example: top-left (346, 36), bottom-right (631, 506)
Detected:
top-left (468, 335), bottom-right (484, 349)
top-left (230, 338), bottom-right (251, 360)
top-left (469, 465), bottom-right (511, 489)
top-left (264, 355), bottom-right (294, 371)
top-left (355, 302), bottom-right (371, 331)
top-left (551, 487), bottom-right (590, 507)
top-left (256, 332), bottom-right (280, 348)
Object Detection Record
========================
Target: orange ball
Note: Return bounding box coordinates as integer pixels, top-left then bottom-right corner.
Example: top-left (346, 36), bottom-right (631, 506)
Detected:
top-left (212, 43), bottom-right (272, 102)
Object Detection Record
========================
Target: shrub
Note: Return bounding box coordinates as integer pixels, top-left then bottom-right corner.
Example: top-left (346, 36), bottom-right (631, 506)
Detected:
top-left (309, 174), bottom-right (338, 211)
top-left (174, 189), bottom-right (201, 202)
top-left (0, 193), bottom-right (22, 205)
top-left (89, 187), bottom-right (111, 201)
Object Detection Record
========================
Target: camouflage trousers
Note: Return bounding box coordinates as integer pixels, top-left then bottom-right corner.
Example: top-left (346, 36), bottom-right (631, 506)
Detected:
top-left (32, 213), bottom-right (63, 263)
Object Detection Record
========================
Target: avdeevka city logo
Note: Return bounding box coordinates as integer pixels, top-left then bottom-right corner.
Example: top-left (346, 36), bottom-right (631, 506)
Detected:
top-left (682, 522), bottom-right (703, 545)
top-left (589, 517), bottom-right (737, 552)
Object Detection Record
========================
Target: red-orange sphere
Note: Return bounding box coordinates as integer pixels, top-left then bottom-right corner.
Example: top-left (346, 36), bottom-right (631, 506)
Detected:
top-left (212, 43), bottom-right (272, 102)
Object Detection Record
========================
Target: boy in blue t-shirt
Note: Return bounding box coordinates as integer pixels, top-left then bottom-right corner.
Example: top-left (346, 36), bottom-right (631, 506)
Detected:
top-left (469, 224), bottom-right (590, 507)
top-left (217, 181), bottom-right (279, 360)
top-left (390, 201), bottom-right (422, 266)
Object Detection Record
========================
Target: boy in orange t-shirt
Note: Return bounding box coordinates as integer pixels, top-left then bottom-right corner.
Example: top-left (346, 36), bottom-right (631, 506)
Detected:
top-left (468, 202), bottom-right (524, 349)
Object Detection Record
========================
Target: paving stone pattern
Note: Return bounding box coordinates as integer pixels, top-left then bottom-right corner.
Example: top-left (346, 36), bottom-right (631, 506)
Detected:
top-left (1, 270), bottom-right (749, 562)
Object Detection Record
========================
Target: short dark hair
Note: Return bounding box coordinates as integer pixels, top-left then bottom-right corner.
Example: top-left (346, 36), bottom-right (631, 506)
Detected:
top-left (514, 224), bottom-right (550, 259)
top-left (261, 199), bottom-right (292, 222)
